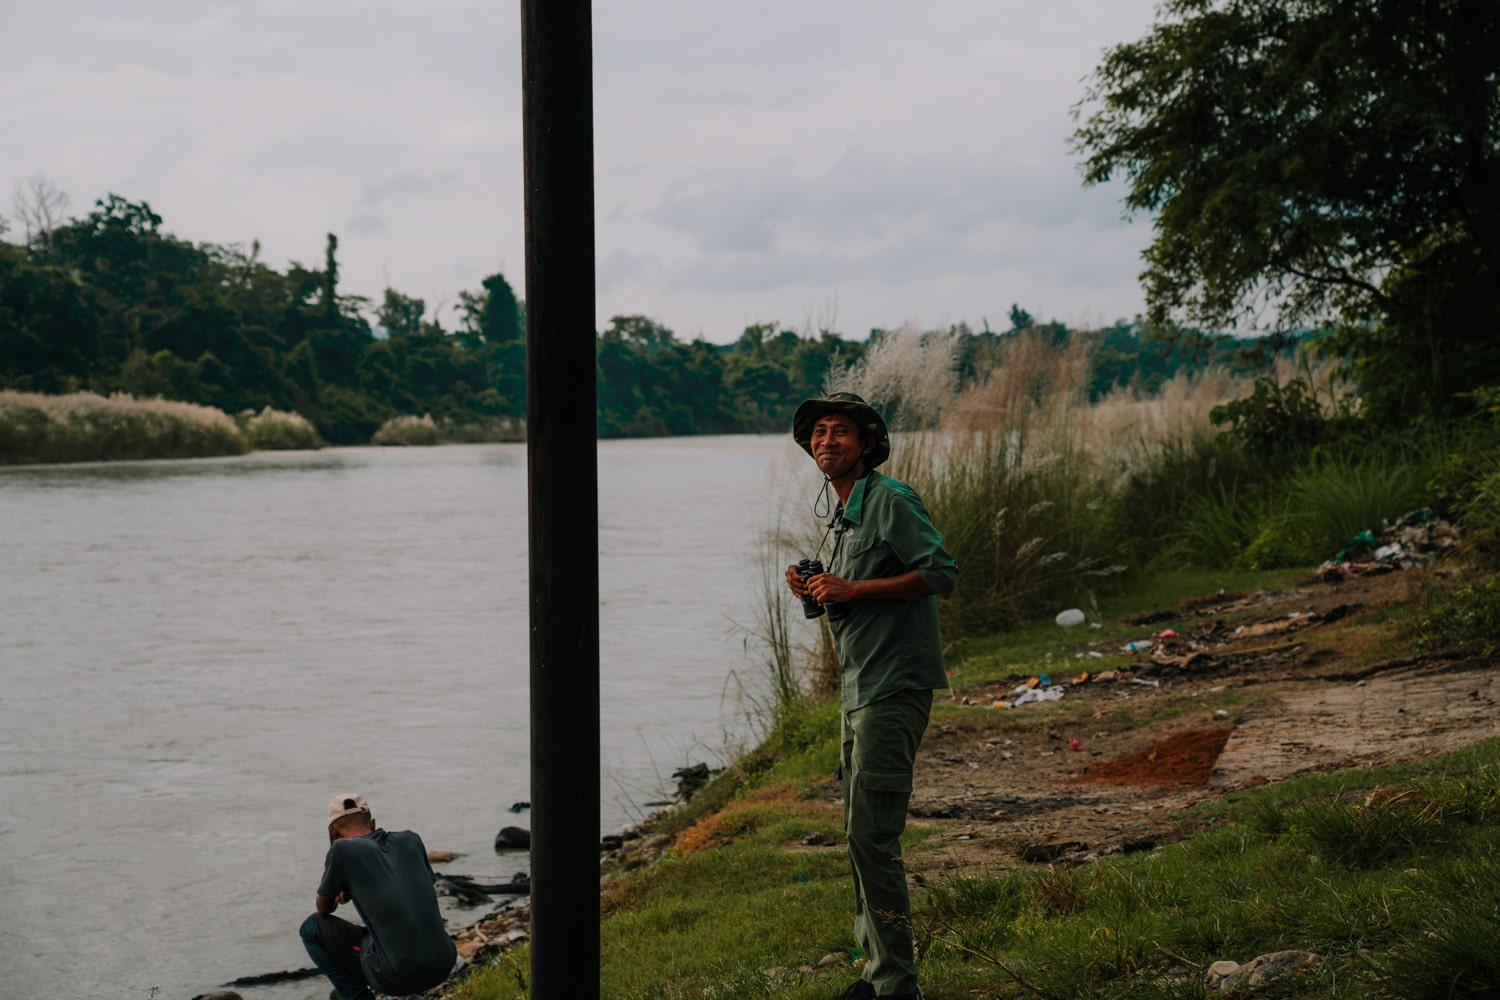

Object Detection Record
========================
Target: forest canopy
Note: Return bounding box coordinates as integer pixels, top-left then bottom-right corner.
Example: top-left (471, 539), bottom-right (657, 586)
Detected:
top-left (1, 190), bottom-right (1295, 443)
top-left (1072, 0), bottom-right (1500, 422)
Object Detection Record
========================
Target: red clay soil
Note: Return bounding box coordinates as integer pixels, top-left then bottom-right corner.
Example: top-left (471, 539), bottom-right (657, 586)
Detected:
top-left (1074, 727), bottom-right (1233, 787)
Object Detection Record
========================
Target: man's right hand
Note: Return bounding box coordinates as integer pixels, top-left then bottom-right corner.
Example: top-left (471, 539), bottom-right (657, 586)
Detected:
top-left (785, 564), bottom-right (808, 597)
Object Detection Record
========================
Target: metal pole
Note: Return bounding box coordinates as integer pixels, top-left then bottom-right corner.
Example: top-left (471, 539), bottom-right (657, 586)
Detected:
top-left (521, 0), bottom-right (599, 994)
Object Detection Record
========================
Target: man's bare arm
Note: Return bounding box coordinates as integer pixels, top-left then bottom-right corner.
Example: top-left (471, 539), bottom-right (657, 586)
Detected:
top-left (806, 569), bottom-right (933, 604)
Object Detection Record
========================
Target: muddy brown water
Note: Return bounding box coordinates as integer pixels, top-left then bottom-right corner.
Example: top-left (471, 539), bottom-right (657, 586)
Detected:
top-left (0, 437), bottom-right (800, 1000)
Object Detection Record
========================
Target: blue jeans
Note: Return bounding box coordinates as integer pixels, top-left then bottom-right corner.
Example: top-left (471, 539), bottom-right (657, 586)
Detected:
top-left (300, 913), bottom-right (375, 1000)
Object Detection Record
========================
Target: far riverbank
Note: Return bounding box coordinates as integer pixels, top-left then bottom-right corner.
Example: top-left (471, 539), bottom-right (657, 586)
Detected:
top-left (0, 390), bottom-right (523, 465)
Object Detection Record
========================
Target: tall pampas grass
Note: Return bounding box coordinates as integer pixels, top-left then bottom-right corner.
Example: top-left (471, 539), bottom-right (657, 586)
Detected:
top-left (238, 406), bottom-right (324, 451)
top-left (0, 390), bottom-right (248, 464)
top-left (822, 328), bottom-right (1280, 632)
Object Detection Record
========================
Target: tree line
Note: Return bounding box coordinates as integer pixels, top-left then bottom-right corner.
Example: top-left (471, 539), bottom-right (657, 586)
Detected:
top-left (1, 191), bottom-right (1293, 444)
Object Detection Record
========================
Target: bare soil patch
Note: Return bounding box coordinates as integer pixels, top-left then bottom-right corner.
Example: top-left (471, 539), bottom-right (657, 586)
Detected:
top-left (899, 567), bottom-right (1500, 874)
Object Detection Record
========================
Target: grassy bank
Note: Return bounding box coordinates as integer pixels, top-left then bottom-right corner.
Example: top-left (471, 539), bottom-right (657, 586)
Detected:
top-left (373, 413), bottom-right (525, 446)
top-left (446, 561), bottom-right (1499, 1000)
top-left (0, 391), bottom-right (524, 463)
top-left (451, 331), bottom-right (1495, 999)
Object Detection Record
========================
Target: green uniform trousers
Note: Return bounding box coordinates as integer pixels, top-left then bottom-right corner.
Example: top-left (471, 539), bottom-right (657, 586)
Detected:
top-left (841, 687), bottom-right (932, 996)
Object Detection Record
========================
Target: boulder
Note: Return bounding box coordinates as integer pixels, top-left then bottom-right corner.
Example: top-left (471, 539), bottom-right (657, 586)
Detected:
top-left (1204, 960), bottom-right (1240, 988)
top-left (494, 826), bottom-right (531, 851)
top-left (1207, 950), bottom-right (1321, 990)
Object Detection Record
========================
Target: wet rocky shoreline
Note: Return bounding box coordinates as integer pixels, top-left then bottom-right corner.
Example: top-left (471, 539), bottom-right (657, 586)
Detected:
top-left (194, 814), bottom-right (684, 1000)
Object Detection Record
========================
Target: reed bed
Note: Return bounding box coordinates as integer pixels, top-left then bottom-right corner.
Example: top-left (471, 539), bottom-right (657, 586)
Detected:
top-left (830, 329), bottom-right (1242, 632)
top-left (0, 390), bottom-right (249, 464)
top-left (372, 413), bottom-right (440, 446)
top-left (237, 406), bottom-right (324, 451)
top-left (370, 413), bottom-right (525, 446)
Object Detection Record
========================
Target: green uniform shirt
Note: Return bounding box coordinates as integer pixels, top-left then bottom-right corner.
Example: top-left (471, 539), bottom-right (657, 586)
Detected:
top-left (828, 471), bottom-right (957, 711)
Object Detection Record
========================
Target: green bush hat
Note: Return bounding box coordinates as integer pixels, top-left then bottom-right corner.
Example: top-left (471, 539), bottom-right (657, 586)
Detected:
top-left (791, 392), bottom-right (891, 469)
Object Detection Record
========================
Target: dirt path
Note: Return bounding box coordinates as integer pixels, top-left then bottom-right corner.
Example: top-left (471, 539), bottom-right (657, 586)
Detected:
top-left (901, 569), bottom-right (1500, 872)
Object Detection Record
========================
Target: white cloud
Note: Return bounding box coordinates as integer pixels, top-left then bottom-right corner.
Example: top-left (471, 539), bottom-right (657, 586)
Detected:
top-left (2, 0), bottom-right (1160, 341)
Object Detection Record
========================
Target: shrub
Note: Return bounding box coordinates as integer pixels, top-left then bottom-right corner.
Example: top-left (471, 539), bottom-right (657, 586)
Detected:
top-left (0, 390), bottom-right (247, 464)
top-left (1283, 452), bottom-right (1437, 560)
top-left (1416, 575), bottom-right (1500, 653)
top-left (238, 406), bottom-right (324, 451)
top-left (436, 416), bottom-right (525, 443)
top-left (372, 413), bottom-right (440, 446)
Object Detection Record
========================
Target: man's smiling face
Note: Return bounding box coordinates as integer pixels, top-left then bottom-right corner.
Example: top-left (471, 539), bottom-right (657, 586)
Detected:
top-left (810, 413), bottom-right (871, 480)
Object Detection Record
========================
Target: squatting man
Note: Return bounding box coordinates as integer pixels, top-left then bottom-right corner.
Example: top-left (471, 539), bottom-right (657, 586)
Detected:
top-left (785, 392), bottom-right (957, 1000)
top-left (300, 793), bottom-right (457, 1000)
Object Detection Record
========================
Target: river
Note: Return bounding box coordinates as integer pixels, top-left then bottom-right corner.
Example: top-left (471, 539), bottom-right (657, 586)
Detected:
top-left (0, 435), bottom-right (806, 1000)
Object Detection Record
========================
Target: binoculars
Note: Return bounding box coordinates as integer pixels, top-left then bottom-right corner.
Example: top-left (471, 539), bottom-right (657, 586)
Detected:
top-left (796, 558), bottom-right (848, 621)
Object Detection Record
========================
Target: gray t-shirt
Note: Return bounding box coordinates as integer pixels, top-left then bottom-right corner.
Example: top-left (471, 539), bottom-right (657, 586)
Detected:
top-left (318, 828), bottom-right (456, 994)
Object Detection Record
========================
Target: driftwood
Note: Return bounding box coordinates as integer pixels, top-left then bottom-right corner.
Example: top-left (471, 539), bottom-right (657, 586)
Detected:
top-left (223, 966), bottom-right (322, 986)
top-left (437, 872), bottom-right (531, 905)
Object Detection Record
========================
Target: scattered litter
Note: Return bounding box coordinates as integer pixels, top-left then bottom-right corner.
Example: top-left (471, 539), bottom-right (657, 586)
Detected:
top-left (1067, 738), bottom-right (1082, 751)
top-left (1007, 687), bottom-right (1067, 707)
top-left (1056, 608), bottom-right (1087, 627)
top-left (1130, 678), bottom-right (1161, 688)
top-left (1122, 640), bottom-right (1154, 653)
top-left (1318, 508), bottom-right (1461, 581)
top-left (1214, 709), bottom-right (1229, 719)
top-left (1156, 629), bottom-right (1177, 639)
top-left (1087, 651), bottom-right (1104, 659)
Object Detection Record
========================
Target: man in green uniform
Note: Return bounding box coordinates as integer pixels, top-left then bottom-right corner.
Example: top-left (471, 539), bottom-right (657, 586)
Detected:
top-left (785, 393), bottom-right (957, 1000)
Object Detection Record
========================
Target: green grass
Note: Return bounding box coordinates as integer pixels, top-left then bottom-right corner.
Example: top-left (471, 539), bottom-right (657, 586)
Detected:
top-left (1415, 574), bottom-right (1500, 653)
top-left (450, 733), bottom-right (1500, 999)
top-left (907, 739), bottom-right (1500, 999)
top-left (941, 567), bottom-right (1305, 690)
top-left (446, 539), bottom-right (1500, 1000)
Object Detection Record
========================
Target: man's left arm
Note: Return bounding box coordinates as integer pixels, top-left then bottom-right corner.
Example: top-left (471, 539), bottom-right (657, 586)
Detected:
top-left (881, 488), bottom-right (957, 598)
top-left (315, 844), bottom-right (349, 915)
top-left (813, 568), bottom-right (933, 603)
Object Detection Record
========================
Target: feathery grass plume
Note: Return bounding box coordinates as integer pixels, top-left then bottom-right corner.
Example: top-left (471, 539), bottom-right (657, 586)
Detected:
top-left (735, 443), bottom-right (844, 717)
top-left (1086, 366), bottom-right (1249, 475)
top-left (372, 413), bottom-right (440, 446)
top-left (0, 390), bottom-right (248, 464)
top-left (830, 330), bottom-right (1126, 632)
top-left (826, 323), bottom-right (960, 432)
top-left (238, 406), bottom-right (324, 451)
top-left (434, 416), bottom-right (526, 443)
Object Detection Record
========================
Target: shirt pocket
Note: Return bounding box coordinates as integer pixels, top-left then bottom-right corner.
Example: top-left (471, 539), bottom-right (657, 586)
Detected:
top-left (834, 529), bottom-right (884, 572)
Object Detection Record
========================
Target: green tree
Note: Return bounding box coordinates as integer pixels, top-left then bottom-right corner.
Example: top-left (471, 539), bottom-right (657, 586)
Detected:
top-left (456, 272), bottom-right (526, 413)
top-left (457, 272), bottom-right (524, 346)
top-left (1072, 0), bottom-right (1500, 422)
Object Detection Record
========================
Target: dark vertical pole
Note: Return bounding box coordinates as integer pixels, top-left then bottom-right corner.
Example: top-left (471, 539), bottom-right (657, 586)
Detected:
top-left (521, 0), bottom-right (599, 995)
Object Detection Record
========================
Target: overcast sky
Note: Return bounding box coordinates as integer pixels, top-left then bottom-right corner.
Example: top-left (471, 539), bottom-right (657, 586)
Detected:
top-left (2, 0), bottom-right (1162, 343)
